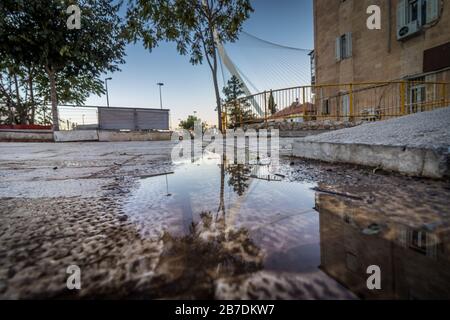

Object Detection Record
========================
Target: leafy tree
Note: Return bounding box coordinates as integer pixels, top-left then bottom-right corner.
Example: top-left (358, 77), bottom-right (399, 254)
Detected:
top-left (222, 75), bottom-right (252, 128)
top-left (0, 57), bottom-right (106, 125)
top-left (125, 0), bottom-right (253, 132)
top-left (0, 0), bottom-right (126, 130)
top-left (179, 115), bottom-right (206, 132)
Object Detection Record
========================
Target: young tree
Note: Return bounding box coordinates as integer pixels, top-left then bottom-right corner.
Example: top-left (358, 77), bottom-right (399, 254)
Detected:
top-left (125, 0), bottom-right (253, 132)
top-left (0, 0), bottom-right (126, 130)
top-left (268, 90), bottom-right (277, 115)
top-left (179, 115), bottom-right (200, 131)
top-left (222, 75), bottom-right (252, 128)
top-left (179, 115), bottom-right (207, 133)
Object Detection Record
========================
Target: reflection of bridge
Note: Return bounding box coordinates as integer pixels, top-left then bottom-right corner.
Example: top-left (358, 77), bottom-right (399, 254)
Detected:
top-left (221, 161), bottom-right (283, 230)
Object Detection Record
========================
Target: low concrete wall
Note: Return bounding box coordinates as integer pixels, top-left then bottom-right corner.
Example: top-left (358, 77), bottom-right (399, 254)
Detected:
top-left (279, 130), bottom-right (331, 138)
top-left (293, 140), bottom-right (449, 178)
top-left (98, 131), bottom-right (171, 142)
top-left (54, 130), bottom-right (99, 142)
top-left (1, 129), bottom-right (173, 142)
top-left (0, 130), bottom-right (53, 142)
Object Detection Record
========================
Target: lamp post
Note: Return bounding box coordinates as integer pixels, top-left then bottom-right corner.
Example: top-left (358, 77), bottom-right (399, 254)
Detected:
top-left (157, 82), bottom-right (164, 109)
top-left (105, 77), bottom-right (112, 107)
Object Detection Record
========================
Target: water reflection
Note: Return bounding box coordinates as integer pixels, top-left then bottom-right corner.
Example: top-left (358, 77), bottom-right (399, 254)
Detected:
top-left (226, 164), bottom-right (252, 196)
top-left (316, 190), bottom-right (450, 300)
top-left (123, 156), bottom-right (450, 299)
top-left (148, 212), bottom-right (264, 299)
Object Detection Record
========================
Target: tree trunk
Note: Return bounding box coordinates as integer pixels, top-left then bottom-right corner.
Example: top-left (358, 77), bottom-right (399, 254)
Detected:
top-left (28, 68), bottom-right (36, 124)
top-left (13, 73), bottom-right (26, 124)
top-left (47, 68), bottom-right (59, 131)
top-left (212, 68), bottom-right (222, 132)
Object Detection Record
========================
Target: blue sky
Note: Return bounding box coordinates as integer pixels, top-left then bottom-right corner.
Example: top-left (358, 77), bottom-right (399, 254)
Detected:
top-left (85, 0), bottom-right (313, 127)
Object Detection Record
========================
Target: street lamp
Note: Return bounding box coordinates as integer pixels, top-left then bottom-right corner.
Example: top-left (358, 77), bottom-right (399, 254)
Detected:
top-left (105, 77), bottom-right (112, 107)
top-left (157, 82), bottom-right (164, 109)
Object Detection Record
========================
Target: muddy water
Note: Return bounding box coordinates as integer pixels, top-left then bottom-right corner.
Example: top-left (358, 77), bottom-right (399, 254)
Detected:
top-left (1, 147), bottom-right (449, 299)
top-left (122, 156), bottom-right (450, 300)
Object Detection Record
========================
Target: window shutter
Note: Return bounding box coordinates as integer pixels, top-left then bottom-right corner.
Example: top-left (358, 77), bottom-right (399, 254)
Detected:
top-left (346, 32), bottom-right (352, 58)
top-left (397, 0), bottom-right (407, 29)
top-left (336, 37), bottom-right (341, 61)
top-left (426, 0), bottom-right (439, 24)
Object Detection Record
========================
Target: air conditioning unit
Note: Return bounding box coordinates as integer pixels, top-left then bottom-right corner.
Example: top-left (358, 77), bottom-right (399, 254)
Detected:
top-left (397, 20), bottom-right (421, 41)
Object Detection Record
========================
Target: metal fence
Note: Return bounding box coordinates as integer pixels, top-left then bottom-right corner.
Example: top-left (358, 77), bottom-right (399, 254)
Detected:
top-left (98, 107), bottom-right (169, 131)
top-left (224, 79), bottom-right (450, 128)
top-left (57, 105), bottom-right (170, 131)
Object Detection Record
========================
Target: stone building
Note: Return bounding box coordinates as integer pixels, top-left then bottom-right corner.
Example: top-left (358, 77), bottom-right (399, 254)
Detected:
top-left (312, 0), bottom-right (450, 120)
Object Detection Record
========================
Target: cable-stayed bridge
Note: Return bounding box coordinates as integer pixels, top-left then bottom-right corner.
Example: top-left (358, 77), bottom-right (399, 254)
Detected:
top-left (218, 31), bottom-right (313, 118)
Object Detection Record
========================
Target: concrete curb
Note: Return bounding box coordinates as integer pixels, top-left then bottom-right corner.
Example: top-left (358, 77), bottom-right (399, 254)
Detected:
top-left (292, 140), bottom-right (450, 178)
top-left (98, 131), bottom-right (171, 142)
top-left (54, 130), bottom-right (99, 142)
top-left (0, 130), bottom-right (53, 142)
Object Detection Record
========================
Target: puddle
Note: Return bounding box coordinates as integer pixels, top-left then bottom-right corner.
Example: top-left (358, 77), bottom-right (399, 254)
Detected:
top-left (122, 155), bottom-right (450, 300)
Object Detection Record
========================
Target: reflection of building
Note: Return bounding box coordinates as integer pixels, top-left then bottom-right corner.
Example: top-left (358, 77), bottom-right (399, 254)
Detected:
top-left (313, 0), bottom-right (450, 119)
top-left (316, 192), bottom-right (450, 299)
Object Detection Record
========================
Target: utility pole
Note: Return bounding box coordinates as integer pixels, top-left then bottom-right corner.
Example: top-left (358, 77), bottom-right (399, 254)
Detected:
top-left (157, 82), bottom-right (164, 109)
top-left (105, 77), bottom-right (112, 107)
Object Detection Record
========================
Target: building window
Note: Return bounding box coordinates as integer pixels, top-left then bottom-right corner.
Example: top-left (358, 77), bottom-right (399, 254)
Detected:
top-left (322, 99), bottom-right (330, 115)
top-left (408, 0), bottom-right (419, 23)
top-left (410, 230), bottom-right (427, 254)
top-left (408, 77), bottom-right (426, 113)
top-left (397, 0), bottom-right (440, 40)
top-left (336, 33), bottom-right (352, 61)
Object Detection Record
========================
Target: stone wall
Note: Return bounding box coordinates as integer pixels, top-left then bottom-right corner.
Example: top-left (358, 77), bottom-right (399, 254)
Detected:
top-left (247, 120), bottom-right (364, 132)
top-left (314, 0), bottom-right (450, 84)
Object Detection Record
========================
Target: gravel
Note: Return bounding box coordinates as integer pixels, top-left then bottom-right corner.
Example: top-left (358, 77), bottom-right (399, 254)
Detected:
top-left (302, 107), bottom-right (450, 150)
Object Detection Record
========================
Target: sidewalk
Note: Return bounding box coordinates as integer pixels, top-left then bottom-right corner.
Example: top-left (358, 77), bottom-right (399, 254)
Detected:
top-left (293, 107), bottom-right (450, 178)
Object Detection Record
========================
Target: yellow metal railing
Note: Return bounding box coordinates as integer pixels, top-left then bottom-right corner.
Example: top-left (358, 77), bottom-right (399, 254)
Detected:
top-left (224, 80), bottom-right (450, 129)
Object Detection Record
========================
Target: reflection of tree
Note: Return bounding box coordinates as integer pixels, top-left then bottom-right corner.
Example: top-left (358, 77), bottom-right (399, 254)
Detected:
top-left (226, 164), bottom-right (252, 196)
top-left (218, 156), bottom-right (226, 215)
top-left (150, 211), bottom-right (263, 299)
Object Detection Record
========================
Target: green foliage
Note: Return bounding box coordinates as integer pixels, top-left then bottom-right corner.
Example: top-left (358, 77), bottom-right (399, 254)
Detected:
top-left (222, 75), bottom-right (252, 128)
top-left (125, 0), bottom-right (253, 131)
top-left (179, 115), bottom-right (200, 131)
top-left (268, 90), bottom-right (277, 115)
top-left (0, 0), bottom-right (126, 127)
top-left (0, 0), bottom-right (125, 75)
